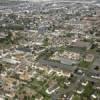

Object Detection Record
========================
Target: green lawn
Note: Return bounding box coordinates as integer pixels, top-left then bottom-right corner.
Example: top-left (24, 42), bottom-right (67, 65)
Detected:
top-left (82, 82), bottom-right (94, 98)
top-left (72, 95), bottom-right (81, 100)
top-left (79, 60), bottom-right (91, 69)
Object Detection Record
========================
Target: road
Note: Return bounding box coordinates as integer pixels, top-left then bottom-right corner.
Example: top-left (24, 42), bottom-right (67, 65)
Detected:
top-left (39, 57), bottom-right (76, 72)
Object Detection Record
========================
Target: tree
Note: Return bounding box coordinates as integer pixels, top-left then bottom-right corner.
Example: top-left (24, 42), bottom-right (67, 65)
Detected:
top-left (13, 95), bottom-right (18, 100)
top-left (0, 63), bottom-right (5, 74)
top-left (43, 37), bottom-right (49, 46)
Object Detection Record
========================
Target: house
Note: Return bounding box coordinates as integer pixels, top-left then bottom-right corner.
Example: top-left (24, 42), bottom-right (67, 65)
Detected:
top-left (84, 54), bottom-right (94, 62)
top-left (0, 97), bottom-right (4, 100)
top-left (2, 58), bottom-right (20, 65)
top-left (76, 89), bottom-right (84, 94)
top-left (64, 81), bottom-right (70, 86)
top-left (50, 51), bottom-right (80, 65)
top-left (0, 32), bottom-right (8, 39)
top-left (46, 86), bottom-right (60, 95)
top-left (16, 47), bottom-right (32, 53)
top-left (19, 71), bottom-right (32, 81)
top-left (3, 77), bottom-right (19, 93)
top-left (91, 94), bottom-right (97, 99)
top-left (81, 81), bottom-right (88, 86)
top-left (46, 81), bottom-right (59, 95)
top-left (60, 58), bottom-right (79, 65)
top-left (71, 40), bottom-right (91, 49)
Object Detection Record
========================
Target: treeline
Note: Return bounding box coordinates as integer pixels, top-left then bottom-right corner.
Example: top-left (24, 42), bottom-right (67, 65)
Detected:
top-left (0, 24), bottom-right (24, 31)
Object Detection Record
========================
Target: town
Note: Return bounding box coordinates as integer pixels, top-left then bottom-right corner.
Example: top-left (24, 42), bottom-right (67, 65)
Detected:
top-left (0, 0), bottom-right (100, 100)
